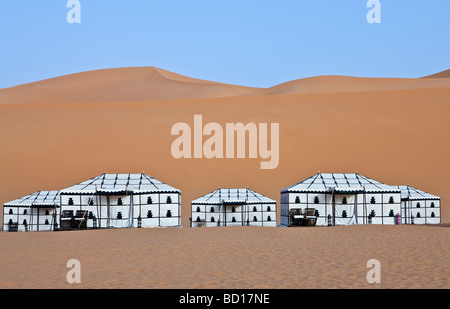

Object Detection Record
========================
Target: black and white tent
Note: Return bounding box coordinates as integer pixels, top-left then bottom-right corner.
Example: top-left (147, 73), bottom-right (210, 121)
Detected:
top-left (59, 173), bottom-right (181, 229)
top-left (396, 185), bottom-right (441, 224)
top-left (3, 191), bottom-right (60, 232)
top-left (191, 188), bottom-right (277, 227)
top-left (281, 173), bottom-right (403, 226)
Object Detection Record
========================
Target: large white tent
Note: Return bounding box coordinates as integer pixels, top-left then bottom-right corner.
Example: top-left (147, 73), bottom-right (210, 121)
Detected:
top-left (59, 173), bottom-right (181, 229)
top-left (3, 191), bottom-right (60, 232)
top-left (191, 188), bottom-right (276, 227)
top-left (396, 185), bottom-right (440, 224)
top-left (281, 173), bottom-right (403, 226)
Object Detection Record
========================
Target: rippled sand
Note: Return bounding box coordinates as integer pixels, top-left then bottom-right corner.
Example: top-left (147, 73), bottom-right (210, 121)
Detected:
top-left (0, 224), bottom-right (448, 289)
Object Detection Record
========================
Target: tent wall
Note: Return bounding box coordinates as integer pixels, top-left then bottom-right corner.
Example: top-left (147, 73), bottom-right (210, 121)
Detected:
top-left (3, 206), bottom-right (22, 231)
top-left (426, 199), bottom-right (441, 224)
top-left (60, 191), bottom-right (181, 229)
top-left (3, 206), bottom-right (59, 232)
top-left (281, 191), bottom-right (402, 226)
top-left (401, 198), bottom-right (440, 225)
top-left (191, 202), bottom-right (276, 227)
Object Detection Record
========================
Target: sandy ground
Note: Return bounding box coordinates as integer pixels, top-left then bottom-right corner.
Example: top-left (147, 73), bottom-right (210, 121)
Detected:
top-left (0, 224), bottom-right (448, 289)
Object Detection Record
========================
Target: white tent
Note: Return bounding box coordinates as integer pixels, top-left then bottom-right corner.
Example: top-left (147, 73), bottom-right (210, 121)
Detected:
top-left (281, 173), bottom-right (402, 226)
top-left (191, 188), bottom-right (276, 227)
top-left (3, 191), bottom-right (60, 232)
top-left (396, 185), bottom-right (440, 224)
top-left (59, 173), bottom-right (181, 230)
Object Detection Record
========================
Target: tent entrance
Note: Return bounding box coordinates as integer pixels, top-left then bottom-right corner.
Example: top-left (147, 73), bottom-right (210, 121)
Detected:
top-left (60, 209), bottom-right (88, 230)
top-left (329, 193), bottom-right (358, 226)
top-left (288, 208), bottom-right (318, 227)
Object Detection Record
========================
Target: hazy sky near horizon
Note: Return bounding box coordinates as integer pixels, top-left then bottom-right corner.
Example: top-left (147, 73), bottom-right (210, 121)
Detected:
top-left (0, 0), bottom-right (449, 88)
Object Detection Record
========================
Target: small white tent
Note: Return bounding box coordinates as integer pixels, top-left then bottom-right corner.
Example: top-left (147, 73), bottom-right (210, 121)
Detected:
top-left (59, 173), bottom-right (181, 230)
top-left (281, 173), bottom-right (402, 226)
top-left (396, 185), bottom-right (441, 224)
top-left (191, 188), bottom-right (277, 227)
top-left (3, 191), bottom-right (60, 232)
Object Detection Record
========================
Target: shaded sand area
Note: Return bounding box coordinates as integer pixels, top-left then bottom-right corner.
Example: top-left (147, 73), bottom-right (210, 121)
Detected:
top-left (0, 225), bottom-right (448, 289)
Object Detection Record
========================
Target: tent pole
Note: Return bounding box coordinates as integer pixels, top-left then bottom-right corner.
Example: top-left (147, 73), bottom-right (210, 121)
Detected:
top-left (363, 186), bottom-right (366, 225)
top-left (331, 187), bottom-right (336, 225)
top-left (408, 198), bottom-right (412, 224)
top-left (223, 201), bottom-right (226, 227)
top-left (107, 195), bottom-right (110, 228)
top-left (158, 192), bottom-right (161, 227)
top-left (96, 188), bottom-right (100, 229)
top-left (30, 207), bottom-right (33, 232)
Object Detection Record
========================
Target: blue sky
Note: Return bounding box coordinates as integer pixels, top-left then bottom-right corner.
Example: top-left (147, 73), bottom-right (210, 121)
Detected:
top-left (0, 0), bottom-right (449, 89)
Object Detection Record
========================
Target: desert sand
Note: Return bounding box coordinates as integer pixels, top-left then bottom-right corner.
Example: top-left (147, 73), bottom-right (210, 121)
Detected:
top-left (422, 69), bottom-right (450, 79)
top-left (0, 225), bottom-right (448, 289)
top-left (0, 67), bottom-right (260, 104)
top-left (0, 67), bottom-right (449, 289)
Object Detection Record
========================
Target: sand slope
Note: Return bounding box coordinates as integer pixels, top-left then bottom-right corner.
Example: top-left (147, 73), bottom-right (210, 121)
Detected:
top-left (0, 68), bottom-right (449, 227)
top-left (247, 75), bottom-right (450, 96)
top-left (2, 67), bottom-right (450, 104)
top-left (422, 69), bottom-right (450, 79)
top-left (0, 89), bottom-right (449, 226)
top-left (0, 67), bottom-right (260, 104)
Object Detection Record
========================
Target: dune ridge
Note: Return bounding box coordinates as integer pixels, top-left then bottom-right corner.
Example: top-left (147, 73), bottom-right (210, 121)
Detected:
top-left (247, 75), bottom-right (450, 96)
top-left (422, 69), bottom-right (450, 79)
top-left (1, 67), bottom-right (450, 104)
top-left (0, 67), bottom-right (260, 104)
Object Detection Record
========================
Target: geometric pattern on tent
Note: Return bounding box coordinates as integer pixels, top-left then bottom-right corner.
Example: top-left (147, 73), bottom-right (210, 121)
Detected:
top-left (4, 191), bottom-right (60, 207)
top-left (59, 173), bottom-right (181, 230)
top-left (191, 188), bottom-right (276, 227)
top-left (3, 191), bottom-right (60, 232)
top-left (395, 185), bottom-right (441, 224)
top-left (281, 173), bottom-right (403, 226)
top-left (60, 173), bottom-right (180, 195)
top-left (395, 185), bottom-right (440, 200)
top-left (192, 188), bottom-right (275, 205)
top-left (282, 173), bottom-right (401, 193)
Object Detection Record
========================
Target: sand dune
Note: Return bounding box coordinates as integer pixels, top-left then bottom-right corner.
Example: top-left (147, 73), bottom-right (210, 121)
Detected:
top-left (2, 67), bottom-right (450, 105)
top-left (422, 69), bottom-right (450, 79)
top-left (0, 67), bottom-right (260, 104)
top-left (0, 87), bottom-right (449, 226)
top-left (0, 68), bottom-right (448, 227)
top-left (246, 75), bottom-right (450, 96)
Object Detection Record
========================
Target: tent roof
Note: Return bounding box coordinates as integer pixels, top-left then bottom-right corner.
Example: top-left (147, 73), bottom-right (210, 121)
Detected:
top-left (395, 185), bottom-right (440, 200)
top-left (192, 188), bottom-right (276, 205)
top-left (4, 191), bottom-right (60, 207)
top-left (282, 173), bottom-right (401, 193)
top-left (60, 173), bottom-right (180, 195)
